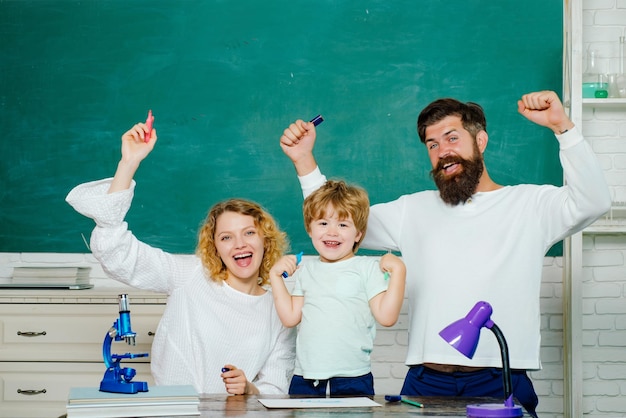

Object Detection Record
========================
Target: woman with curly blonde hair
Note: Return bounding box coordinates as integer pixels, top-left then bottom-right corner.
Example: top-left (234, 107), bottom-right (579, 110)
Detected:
top-left (197, 198), bottom-right (287, 286)
top-left (66, 119), bottom-right (295, 396)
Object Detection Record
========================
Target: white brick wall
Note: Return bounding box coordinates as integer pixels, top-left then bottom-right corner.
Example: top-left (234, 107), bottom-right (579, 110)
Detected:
top-left (581, 0), bottom-right (626, 416)
top-left (533, 257), bottom-right (566, 418)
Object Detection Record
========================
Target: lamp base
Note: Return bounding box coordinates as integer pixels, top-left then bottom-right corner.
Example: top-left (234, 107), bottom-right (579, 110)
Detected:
top-left (466, 403), bottom-right (523, 417)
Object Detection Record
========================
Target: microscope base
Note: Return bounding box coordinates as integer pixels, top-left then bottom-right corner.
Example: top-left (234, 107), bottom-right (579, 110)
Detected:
top-left (99, 367), bottom-right (149, 394)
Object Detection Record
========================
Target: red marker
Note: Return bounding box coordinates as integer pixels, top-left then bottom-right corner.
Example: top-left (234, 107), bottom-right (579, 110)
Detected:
top-left (144, 110), bottom-right (154, 142)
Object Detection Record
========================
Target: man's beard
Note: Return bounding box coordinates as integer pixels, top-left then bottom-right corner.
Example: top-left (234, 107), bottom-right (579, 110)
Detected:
top-left (431, 146), bottom-right (484, 206)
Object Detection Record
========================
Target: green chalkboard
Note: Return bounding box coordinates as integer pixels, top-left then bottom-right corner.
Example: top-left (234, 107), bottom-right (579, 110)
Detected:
top-left (0, 0), bottom-right (564, 255)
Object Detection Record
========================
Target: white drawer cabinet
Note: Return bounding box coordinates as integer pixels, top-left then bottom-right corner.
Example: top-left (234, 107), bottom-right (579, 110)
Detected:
top-left (0, 289), bottom-right (166, 418)
top-left (0, 362), bottom-right (153, 418)
top-left (0, 303), bottom-right (163, 362)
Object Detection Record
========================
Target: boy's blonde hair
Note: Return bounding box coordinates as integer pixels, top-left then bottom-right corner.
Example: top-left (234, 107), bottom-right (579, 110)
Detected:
top-left (196, 198), bottom-right (288, 285)
top-left (303, 180), bottom-right (369, 252)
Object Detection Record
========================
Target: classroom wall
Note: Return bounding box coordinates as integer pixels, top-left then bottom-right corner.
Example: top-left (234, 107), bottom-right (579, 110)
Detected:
top-left (581, 0), bottom-right (626, 416)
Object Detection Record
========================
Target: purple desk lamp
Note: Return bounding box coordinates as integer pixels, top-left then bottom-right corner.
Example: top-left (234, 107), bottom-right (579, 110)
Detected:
top-left (439, 301), bottom-right (523, 417)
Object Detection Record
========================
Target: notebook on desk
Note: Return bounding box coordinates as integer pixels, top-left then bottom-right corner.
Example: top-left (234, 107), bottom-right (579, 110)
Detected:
top-left (66, 385), bottom-right (200, 417)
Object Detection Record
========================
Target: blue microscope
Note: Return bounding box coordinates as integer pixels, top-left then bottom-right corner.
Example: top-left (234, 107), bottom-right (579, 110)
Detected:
top-left (99, 294), bottom-right (149, 394)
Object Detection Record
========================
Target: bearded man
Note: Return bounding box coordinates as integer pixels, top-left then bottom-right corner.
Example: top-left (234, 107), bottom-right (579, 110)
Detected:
top-left (279, 91), bottom-right (610, 417)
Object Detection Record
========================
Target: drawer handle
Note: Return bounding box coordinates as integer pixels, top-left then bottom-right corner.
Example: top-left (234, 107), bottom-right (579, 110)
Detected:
top-left (17, 389), bottom-right (47, 395)
top-left (148, 331), bottom-right (156, 336)
top-left (17, 331), bottom-right (47, 337)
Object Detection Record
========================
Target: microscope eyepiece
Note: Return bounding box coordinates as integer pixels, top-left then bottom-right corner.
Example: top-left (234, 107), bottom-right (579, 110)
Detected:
top-left (118, 294), bottom-right (130, 312)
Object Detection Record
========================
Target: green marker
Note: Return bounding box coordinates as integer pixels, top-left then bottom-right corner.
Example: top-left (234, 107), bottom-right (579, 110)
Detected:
top-left (385, 395), bottom-right (424, 408)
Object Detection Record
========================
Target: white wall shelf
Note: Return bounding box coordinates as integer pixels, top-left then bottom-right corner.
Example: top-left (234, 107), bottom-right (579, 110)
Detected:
top-left (584, 224), bottom-right (626, 233)
top-left (585, 205), bottom-right (626, 233)
top-left (582, 98), bottom-right (626, 106)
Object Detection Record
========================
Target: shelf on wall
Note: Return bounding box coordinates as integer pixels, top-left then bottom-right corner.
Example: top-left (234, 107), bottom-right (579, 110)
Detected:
top-left (584, 224), bottom-right (626, 234)
top-left (584, 205), bottom-right (626, 233)
top-left (582, 98), bottom-right (626, 107)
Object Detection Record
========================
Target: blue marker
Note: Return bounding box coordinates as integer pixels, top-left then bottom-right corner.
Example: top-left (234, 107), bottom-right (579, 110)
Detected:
top-left (309, 114), bottom-right (324, 126)
top-left (221, 367), bottom-right (230, 373)
top-left (282, 251), bottom-right (303, 279)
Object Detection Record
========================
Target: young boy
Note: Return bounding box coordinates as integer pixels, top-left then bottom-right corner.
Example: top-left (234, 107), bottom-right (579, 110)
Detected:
top-left (270, 180), bottom-right (406, 395)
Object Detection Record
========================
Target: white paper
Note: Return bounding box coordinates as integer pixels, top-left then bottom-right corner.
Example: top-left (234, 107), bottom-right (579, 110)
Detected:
top-left (258, 397), bottom-right (381, 409)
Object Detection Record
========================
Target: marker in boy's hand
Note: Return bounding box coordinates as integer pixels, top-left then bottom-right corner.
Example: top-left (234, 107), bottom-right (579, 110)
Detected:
top-left (144, 109), bottom-right (154, 142)
top-left (383, 249), bottom-right (392, 280)
top-left (379, 253), bottom-right (405, 284)
top-left (282, 251), bottom-right (303, 278)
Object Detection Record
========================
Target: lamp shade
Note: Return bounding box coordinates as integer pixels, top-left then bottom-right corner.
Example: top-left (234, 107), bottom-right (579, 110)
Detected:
top-left (438, 301), bottom-right (494, 358)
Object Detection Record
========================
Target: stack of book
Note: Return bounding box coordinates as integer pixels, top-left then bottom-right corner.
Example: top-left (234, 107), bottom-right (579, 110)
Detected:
top-left (10, 266), bottom-right (92, 289)
top-left (66, 385), bottom-right (200, 417)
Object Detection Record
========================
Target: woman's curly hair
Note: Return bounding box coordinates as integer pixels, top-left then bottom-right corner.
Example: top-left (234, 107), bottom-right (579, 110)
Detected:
top-left (196, 198), bottom-right (288, 286)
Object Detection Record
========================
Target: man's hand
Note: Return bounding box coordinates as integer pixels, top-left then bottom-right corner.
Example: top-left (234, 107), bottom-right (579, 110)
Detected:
top-left (517, 90), bottom-right (574, 135)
